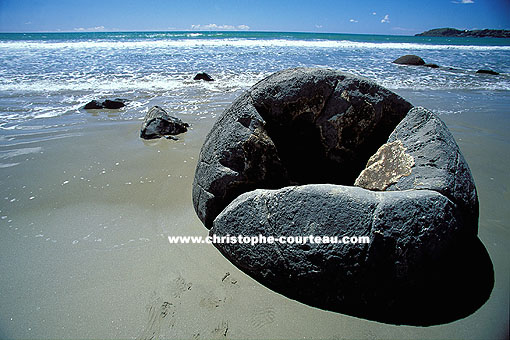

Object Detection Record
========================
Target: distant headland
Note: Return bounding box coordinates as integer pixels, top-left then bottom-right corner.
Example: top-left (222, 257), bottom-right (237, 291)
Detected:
top-left (416, 28), bottom-right (510, 38)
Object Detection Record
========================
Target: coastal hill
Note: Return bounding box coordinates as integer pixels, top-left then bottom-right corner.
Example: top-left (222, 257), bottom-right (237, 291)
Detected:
top-left (416, 28), bottom-right (510, 38)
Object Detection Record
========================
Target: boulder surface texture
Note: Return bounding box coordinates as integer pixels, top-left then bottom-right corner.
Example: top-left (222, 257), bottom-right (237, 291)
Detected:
top-left (192, 68), bottom-right (493, 325)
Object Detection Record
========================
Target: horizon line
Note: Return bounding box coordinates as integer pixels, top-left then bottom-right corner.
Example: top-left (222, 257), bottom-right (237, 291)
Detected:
top-left (2, 27), bottom-right (508, 36)
top-left (0, 29), bottom-right (428, 37)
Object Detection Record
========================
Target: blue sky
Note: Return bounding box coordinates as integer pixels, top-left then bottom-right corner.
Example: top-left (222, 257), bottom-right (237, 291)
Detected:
top-left (0, 0), bottom-right (509, 35)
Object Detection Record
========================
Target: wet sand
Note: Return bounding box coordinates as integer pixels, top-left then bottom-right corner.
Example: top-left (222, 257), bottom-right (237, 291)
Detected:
top-left (0, 90), bottom-right (508, 339)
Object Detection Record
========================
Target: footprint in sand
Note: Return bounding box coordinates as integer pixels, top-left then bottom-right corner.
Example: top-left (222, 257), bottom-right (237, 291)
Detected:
top-left (169, 275), bottom-right (192, 298)
top-left (199, 294), bottom-right (225, 310)
top-left (221, 272), bottom-right (238, 287)
top-left (137, 300), bottom-right (175, 340)
top-left (200, 272), bottom-right (241, 311)
top-left (138, 275), bottom-right (193, 339)
top-left (211, 320), bottom-right (229, 338)
top-left (250, 306), bottom-right (276, 329)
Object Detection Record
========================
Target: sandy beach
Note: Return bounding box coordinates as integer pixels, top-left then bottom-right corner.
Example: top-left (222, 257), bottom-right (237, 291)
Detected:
top-left (0, 86), bottom-right (508, 339)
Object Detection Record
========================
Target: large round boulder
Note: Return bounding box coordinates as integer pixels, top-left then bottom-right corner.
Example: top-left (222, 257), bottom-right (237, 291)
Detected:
top-left (192, 68), bottom-right (493, 325)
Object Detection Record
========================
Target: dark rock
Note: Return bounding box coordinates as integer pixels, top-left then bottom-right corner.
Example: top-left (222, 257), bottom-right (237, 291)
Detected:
top-left (211, 184), bottom-right (493, 325)
top-left (476, 69), bottom-right (499, 75)
top-left (103, 99), bottom-right (126, 109)
top-left (83, 98), bottom-right (127, 110)
top-left (424, 63), bottom-right (440, 68)
top-left (392, 55), bottom-right (426, 66)
top-left (193, 72), bottom-right (214, 81)
top-left (83, 100), bottom-right (103, 110)
top-left (192, 92), bottom-right (289, 227)
top-left (193, 68), bottom-right (412, 228)
top-left (193, 68), bottom-right (492, 326)
top-left (140, 106), bottom-right (189, 140)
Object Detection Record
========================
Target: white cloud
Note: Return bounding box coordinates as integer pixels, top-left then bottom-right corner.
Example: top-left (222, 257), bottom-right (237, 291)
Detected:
top-left (349, 19), bottom-right (358, 23)
top-left (372, 12), bottom-right (377, 15)
top-left (381, 14), bottom-right (390, 24)
top-left (191, 24), bottom-right (250, 30)
top-left (315, 24), bottom-right (323, 29)
top-left (74, 26), bottom-right (105, 32)
top-left (452, 0), bottom-right (474, 3)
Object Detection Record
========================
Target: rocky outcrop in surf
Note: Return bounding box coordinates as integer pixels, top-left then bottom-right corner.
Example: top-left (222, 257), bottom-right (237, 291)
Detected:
top-left (476, 69), bottom-right (500, 75)
top-left (83, 98), bottom-right (127, 110)
top-left (392, 55), bottom-right (426, 66)
top-left (193, 72), bottom-right (214, 81)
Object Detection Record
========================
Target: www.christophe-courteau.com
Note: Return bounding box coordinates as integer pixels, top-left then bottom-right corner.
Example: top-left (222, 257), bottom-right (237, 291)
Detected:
top-left (168, 234), bottom-right (371, 245)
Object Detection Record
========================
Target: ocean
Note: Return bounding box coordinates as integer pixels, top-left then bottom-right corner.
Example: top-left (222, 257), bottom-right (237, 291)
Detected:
top-left (0, 31), bottom-right (508, 339)
top-left (1, 31), bottom-right (509, 127)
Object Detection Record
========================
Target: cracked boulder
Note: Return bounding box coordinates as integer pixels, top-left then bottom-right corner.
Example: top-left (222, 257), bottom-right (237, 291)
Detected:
top-left (193, 67), bottom-right (412, 228)
top-left (192, 68), bottom-right (493, 325)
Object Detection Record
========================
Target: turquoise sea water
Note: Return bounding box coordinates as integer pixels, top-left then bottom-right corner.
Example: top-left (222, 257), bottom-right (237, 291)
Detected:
top-left (0, 31), bottom-right (509, 126)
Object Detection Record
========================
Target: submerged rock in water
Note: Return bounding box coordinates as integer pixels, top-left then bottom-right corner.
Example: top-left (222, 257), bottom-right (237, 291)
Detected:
top-left (140, 106), bottom-right (189, 140)
top-left (424, 63), bottom-right (440, 68)
top-left (83, 98), bottom-right (127, 110)
top-left (192, 67), bottom-right (493, 326)
top-left (476, 69), bottom-right (499, 75)
top-left (193, 72), bottom-right (214, 81)
top-left (392, 55), bottom-right (426, 66)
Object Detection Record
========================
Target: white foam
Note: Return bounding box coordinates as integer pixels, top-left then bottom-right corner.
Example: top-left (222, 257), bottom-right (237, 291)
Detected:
top-left (0, 147), bottom-right (42, 160)
top-left (0, 71), bottom-right (261, 94)
top-left (1, 38), bottom-right (509, 51)
top-left (0, 162), bottom-right (20, 168)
